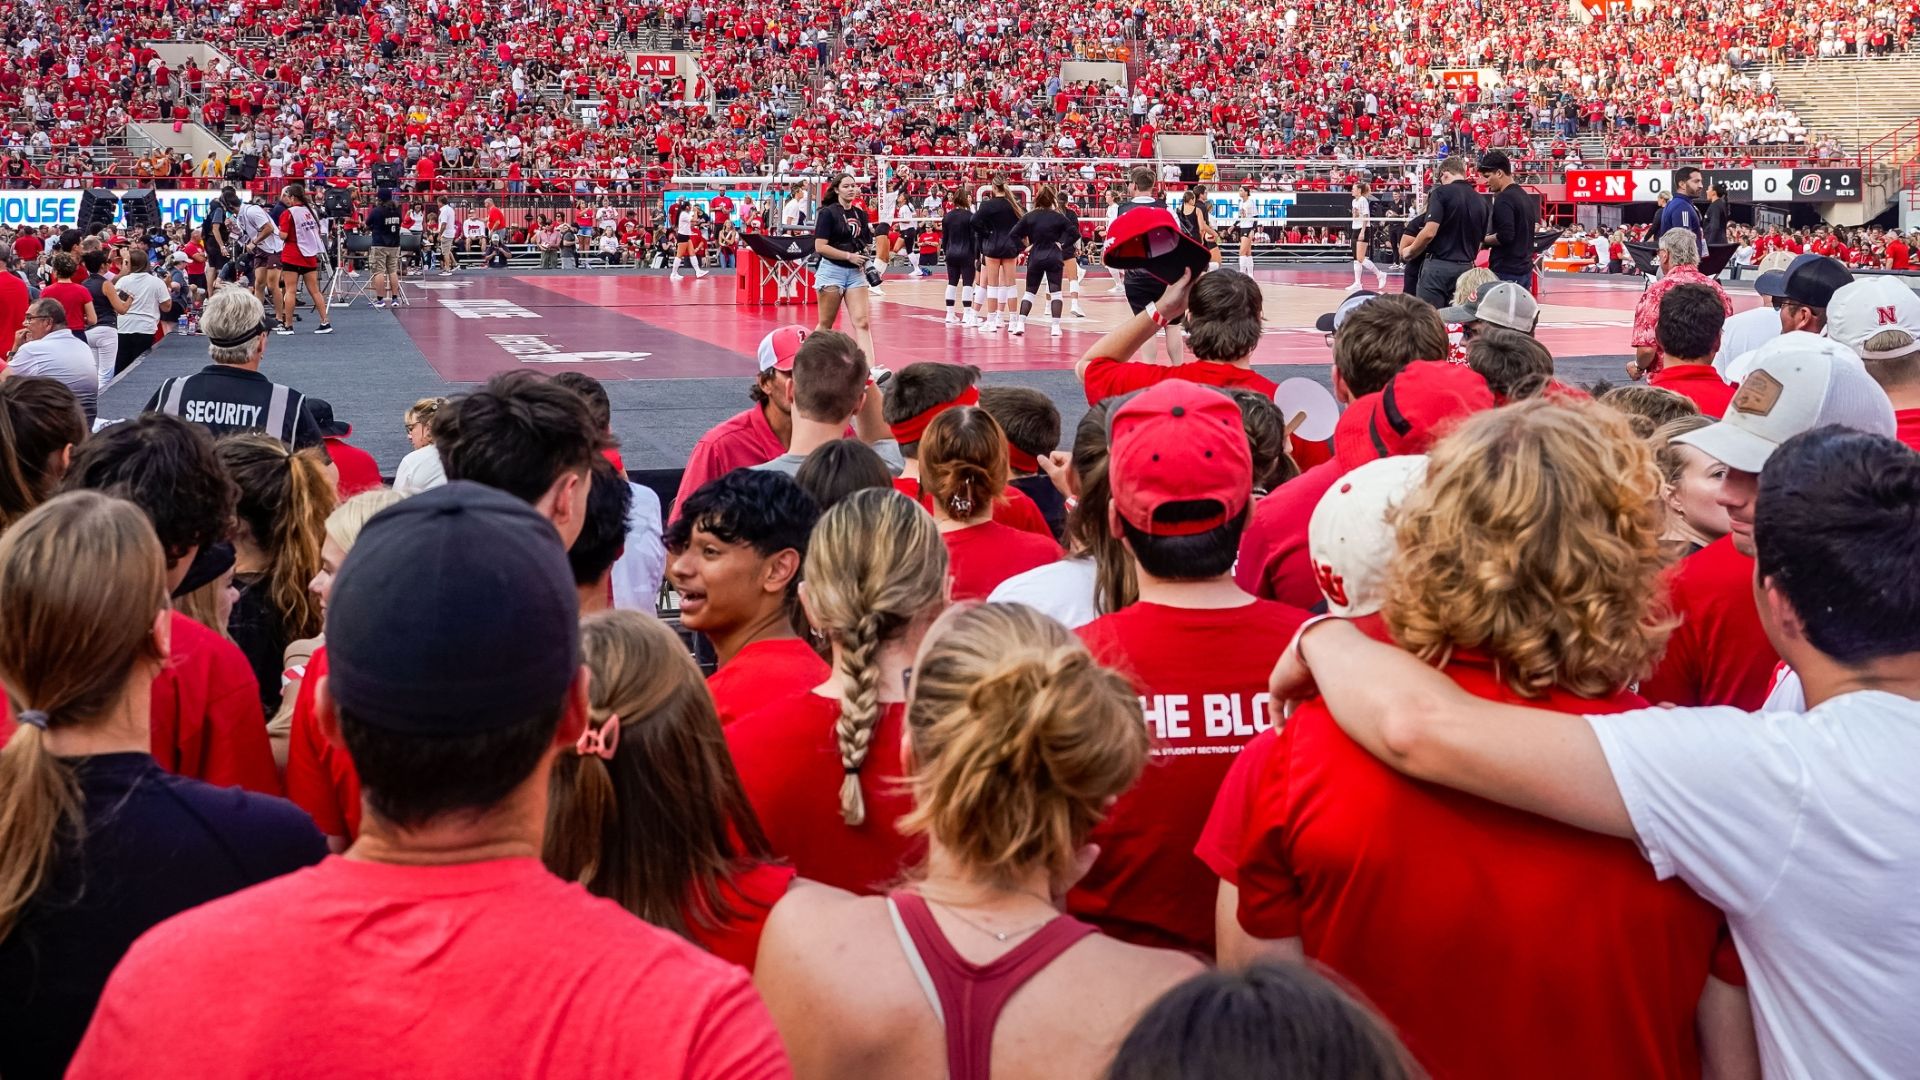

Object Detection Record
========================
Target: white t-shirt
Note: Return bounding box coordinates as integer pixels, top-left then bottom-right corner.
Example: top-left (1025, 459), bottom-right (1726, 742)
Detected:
top-left (1587, 691), bottom-right (1920, 1078)
top-left (675, 206), bottom-right (695, 238)
top-left (1714, 305), bottom-right (1783, 382)
top-left (237, 203), bottom-right (282, 252)
top-left (1350, 196), bottom-right (1369, 231)
top-left (986, 557), bottom-right (1099, 629)
top-left (781, 197), bottom-right (808, 231)
top-left (113, 272), bottom-right (171, 335)
top-left (437, 204), bottom-right (459, 235)
top-left (393, 444), bottom-right (447, 495)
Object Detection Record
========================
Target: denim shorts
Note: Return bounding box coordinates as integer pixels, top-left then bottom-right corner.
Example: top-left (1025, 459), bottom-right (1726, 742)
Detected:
top-left (814, 260), bottom-right (868, 291)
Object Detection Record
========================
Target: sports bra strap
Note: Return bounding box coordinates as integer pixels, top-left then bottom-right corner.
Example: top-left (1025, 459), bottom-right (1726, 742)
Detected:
top-left (886, 890), bottom-right (1098, 1080)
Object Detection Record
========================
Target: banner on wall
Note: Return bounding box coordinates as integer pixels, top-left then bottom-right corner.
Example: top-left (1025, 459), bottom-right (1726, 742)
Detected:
top-left (0, 188), bottom-right (248, 230)
top-left (632, 54), bottom-right (676, 76)
top-left (1436, 69), bottom-right (1481, 89)
top-left (1563, 168), bottom-right (1860, 204)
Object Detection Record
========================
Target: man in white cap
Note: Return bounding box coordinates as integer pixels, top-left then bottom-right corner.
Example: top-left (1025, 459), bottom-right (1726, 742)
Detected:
top-left (1640, 331), bottom-right (1898, 711)
top-left (672, 325), bottom-right (805, 513)
top-left (1825, 276), bottom-right (1920, 450)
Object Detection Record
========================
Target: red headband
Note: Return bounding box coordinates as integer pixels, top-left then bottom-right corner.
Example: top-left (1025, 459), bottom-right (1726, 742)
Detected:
top-left (1006, 444), bottom-right (1040, 474)
top-left (889, 386), bottom-right (979, 445)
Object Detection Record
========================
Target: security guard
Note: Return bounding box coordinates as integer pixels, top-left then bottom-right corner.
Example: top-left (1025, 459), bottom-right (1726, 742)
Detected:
top-left (145, 287), bottom-right (325, 450)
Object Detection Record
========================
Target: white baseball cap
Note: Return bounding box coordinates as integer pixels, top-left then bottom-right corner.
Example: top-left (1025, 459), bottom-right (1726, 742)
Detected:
top-left (1675, 332), bottom-right (1896, 473)
top-left (756, 325), bottom-right (807, 373)
top-left (1438, 281), bottom-right (1539, 333)
top-left (1826, 277), bottom-right (1920, 360)
top-left (1307, 455), bottom-right (1429, 617)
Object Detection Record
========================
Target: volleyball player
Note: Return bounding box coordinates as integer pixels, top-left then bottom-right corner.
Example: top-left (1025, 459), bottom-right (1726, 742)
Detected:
top-left (941, 188), bottom-right (979, 326)
top-left (671, 200), bottom-right (709, 281)
top-left (1011, 185), bottom-right (1074, 339)
top-left (1105, 188), bottom-right (1127, 293)
top-left (974, 175), bottom-right (1023, 334)
top-left (1349, 181), bottom-right (1387, 291)
top-left (1060, 193), bottom-right (1089, 318)
top-left (1235, 183), bottom-right (1258, 274)
top-left (1177, 186), bottom-right (1218, 273)
top-left (894, 197), bottom-right (921, 278)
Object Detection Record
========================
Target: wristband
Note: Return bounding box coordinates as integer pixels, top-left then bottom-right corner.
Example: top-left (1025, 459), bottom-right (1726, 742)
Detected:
top-left (1148, 306), bottom-right (1169, 328)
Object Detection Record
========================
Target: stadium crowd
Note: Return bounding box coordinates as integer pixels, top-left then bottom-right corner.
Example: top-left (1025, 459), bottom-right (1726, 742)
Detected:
top-left (1, 143), bottom-right (1919, 1079)
top-left (4, 0), bottom-right (1904, 199)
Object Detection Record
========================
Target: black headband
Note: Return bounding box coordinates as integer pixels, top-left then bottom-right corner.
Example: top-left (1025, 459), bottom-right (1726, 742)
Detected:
top-left (209, 320), bottom-right (269, 349)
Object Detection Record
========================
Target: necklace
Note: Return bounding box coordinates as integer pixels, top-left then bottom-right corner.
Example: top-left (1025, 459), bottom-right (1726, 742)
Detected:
top-left (916, 884), bottom-right (1059, 943)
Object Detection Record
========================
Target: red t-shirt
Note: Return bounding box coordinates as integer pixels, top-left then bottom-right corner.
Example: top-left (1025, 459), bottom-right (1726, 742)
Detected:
top-left (1233, 461), bottom-right (1343, 610)
top-left (1237, 653), bottom-right (1734, 1080)
top-left (892, 476), bottom-right (1053, 537)
top-left (1649, 363), bottom-right (1735, 418)
top-left (1192, 726), bottom-right (1278, 886)
top-left (941, 520), bottom-right (1061, 600)
top-left (1638, 536), bottom-right (1778, 709)
top-left (0, 270), bottom-right (29, 357)
top-left (726, 694), bottom-right (920, 893)
top-left (68, 857), bottom-right (790, 1078)
top-left (707, 637), bottom-right (829, 728)
top-left (1081, 357), bottom-right (1279, 405)
top-left (685, 861), bottom-right (797, 972)
top-left (1074, 599), bottom-right (1308, 954)
top-left (284, 647), bottom-right (363, 839)
top-left (1894, 407), bottom-right (1920, 452)
top-left (324, 436), bottom-right (384, 497)
top-left (150, 612), bottom-right (280, 795)
top-left (40, 280), bottom-right (93, 331)
top-left (674, 406), bottom-right (786, 517)
top-left (278, 210), bottom-right (318, 269)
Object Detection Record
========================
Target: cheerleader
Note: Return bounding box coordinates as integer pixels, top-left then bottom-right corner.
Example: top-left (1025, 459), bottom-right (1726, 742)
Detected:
top-left (1009, 184), bottom-right (1074, 338)
top-left (973, 174), bottom-right (1023, 334)
top-left (1060, 194), bottom-right (1088, 318)
top-left (1234, 183), bottom-right (1258, 274)
top-left (1349, 180), bottom-right (1387, 291)
top-left (670, 199), bottom-right (708, 280)
top-left (940, 187), bottom-right (980, 326)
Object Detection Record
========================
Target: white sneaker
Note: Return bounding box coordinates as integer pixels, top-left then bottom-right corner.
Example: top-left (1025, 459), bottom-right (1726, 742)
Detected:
top-left (1108, 282), bottom-right (1124, 293)
top-left (1071, 303), bottom-right (1087, 318)
top-left (1050, 321), bottom-right (1063, 338)
top-left (1346, 280), bottom-right (1363, 291)
top-left (978, 319), bottom-right (999, 334)
top-left (1375, 275), bottom-right (1390, 289)
top-left (695, 268), bottom-right (709, 278)
top-left (670, 273), bottom-right (683, 282)
top-left (870, 286), bottom-right (887, 298)
top-left (962, 311), bottom-right (978, 327)
top-left (945, 311), bottom-right (959, 324)
top-left (1009, 319), bottom-right (1025, 336)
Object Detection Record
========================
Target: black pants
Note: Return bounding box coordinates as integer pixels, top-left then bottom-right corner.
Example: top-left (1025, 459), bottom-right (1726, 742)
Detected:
top-left (1025, 254), bottom-right (1064, 293)
top-left (946, 258), bottom-right (976, 287)
top-left (1415, 257), bottom-right (1473, 309)
top-left (115, 331), bottom-right (156, 375)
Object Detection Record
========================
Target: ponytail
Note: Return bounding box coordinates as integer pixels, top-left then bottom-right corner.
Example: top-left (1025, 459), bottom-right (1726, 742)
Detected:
top-left (0, 492), bottom-right (169, 941)
top-left (920, 406), bottom-right (1008, 523)
top-left (835, 610), bottom-right (903, 825)
top-left (546, 747), bottom-right (618, 885)
top-left (216, 435), bottom-right (334, 642)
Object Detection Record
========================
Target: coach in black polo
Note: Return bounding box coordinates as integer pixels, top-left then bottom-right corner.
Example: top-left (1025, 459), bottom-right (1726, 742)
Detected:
top-left (145, 286), bottom-right (325, 450)
top-left (1404, 156), bottom-right (1489, 309)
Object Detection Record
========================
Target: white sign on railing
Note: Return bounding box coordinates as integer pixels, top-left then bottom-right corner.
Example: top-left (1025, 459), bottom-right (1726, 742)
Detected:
top-left (0, 187), bottom-right (248, 230)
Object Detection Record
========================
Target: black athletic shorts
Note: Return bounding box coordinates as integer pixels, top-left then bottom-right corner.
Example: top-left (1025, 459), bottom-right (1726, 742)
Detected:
top-left (1124, 272), bottom-right (1182, 323)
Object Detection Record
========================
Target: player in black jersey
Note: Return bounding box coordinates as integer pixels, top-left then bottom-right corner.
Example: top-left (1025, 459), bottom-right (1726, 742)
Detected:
top-left (973, 175), bottom-right (1023, 334)
top-left (1010, 185), bottom-right (1075, 338)
top-left (940, 187), bottom-right (980, 326)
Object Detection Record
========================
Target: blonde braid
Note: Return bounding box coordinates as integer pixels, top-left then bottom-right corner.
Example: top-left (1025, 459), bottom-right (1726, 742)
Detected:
top-left (835, 612), bottom-right (887, 825)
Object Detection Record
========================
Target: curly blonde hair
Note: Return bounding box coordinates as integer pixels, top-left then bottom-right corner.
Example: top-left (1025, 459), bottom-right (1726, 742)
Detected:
top-left (898, 603), bottom-right (1147, 892)
top-left (1383, 397), bottom-right (1675, 699)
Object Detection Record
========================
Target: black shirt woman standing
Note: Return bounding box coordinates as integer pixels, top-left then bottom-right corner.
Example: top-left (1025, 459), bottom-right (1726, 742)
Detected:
top-left (1010, 185), bottom-right (1074, 338)
top-left (811, 172), bottom-right (878, 365)
top-left (971, 175), bottom-right (1022, 335)
top-left (940, 187), bottom-right (979, 327)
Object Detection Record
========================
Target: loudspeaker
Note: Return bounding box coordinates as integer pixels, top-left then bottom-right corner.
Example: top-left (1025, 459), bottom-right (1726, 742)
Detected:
top-left (121, 189), bottom-right (161, 231)
top-left (371, 161), bottom-right (403, 189)
top-left (77, 189), bottom-right (119, 231)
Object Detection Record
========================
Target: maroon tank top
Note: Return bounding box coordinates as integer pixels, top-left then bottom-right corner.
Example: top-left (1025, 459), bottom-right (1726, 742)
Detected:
top-left (887, 890), bottom-right (1098, 1080)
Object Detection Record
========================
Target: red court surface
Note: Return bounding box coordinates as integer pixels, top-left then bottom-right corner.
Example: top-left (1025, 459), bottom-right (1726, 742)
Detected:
top-left (393, 268), bottom-right (1649, 383)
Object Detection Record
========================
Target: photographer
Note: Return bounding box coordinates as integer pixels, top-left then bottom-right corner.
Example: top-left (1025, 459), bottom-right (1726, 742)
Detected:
top-left (366, 189), bottom-right (404, 308)
top-left (201, 187), bottom-right (239, 283)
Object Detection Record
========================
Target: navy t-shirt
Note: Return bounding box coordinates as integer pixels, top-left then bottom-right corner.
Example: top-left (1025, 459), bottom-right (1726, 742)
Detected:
top-left (0, 753), bottom-right (325, 1080)
top-left (1657, 195), bottom-right (1705, 254)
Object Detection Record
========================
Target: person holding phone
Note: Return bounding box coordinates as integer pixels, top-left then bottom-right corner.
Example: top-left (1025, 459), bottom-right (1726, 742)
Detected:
top-left (811, 173), bottom-right (877, 367)
top-left (1074, 268), bottom-right (1277, 404)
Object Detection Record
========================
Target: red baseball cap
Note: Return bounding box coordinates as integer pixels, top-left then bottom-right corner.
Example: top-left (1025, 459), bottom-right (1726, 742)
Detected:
top-left (756, 325), bottom-right (807, 372)
top-left (1333, 361), bottom-right (1494, 468)
top-left (1101, 207), bottom-right (1212, 285)
top-left (1109, 380), bottom-right (1252, 536)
